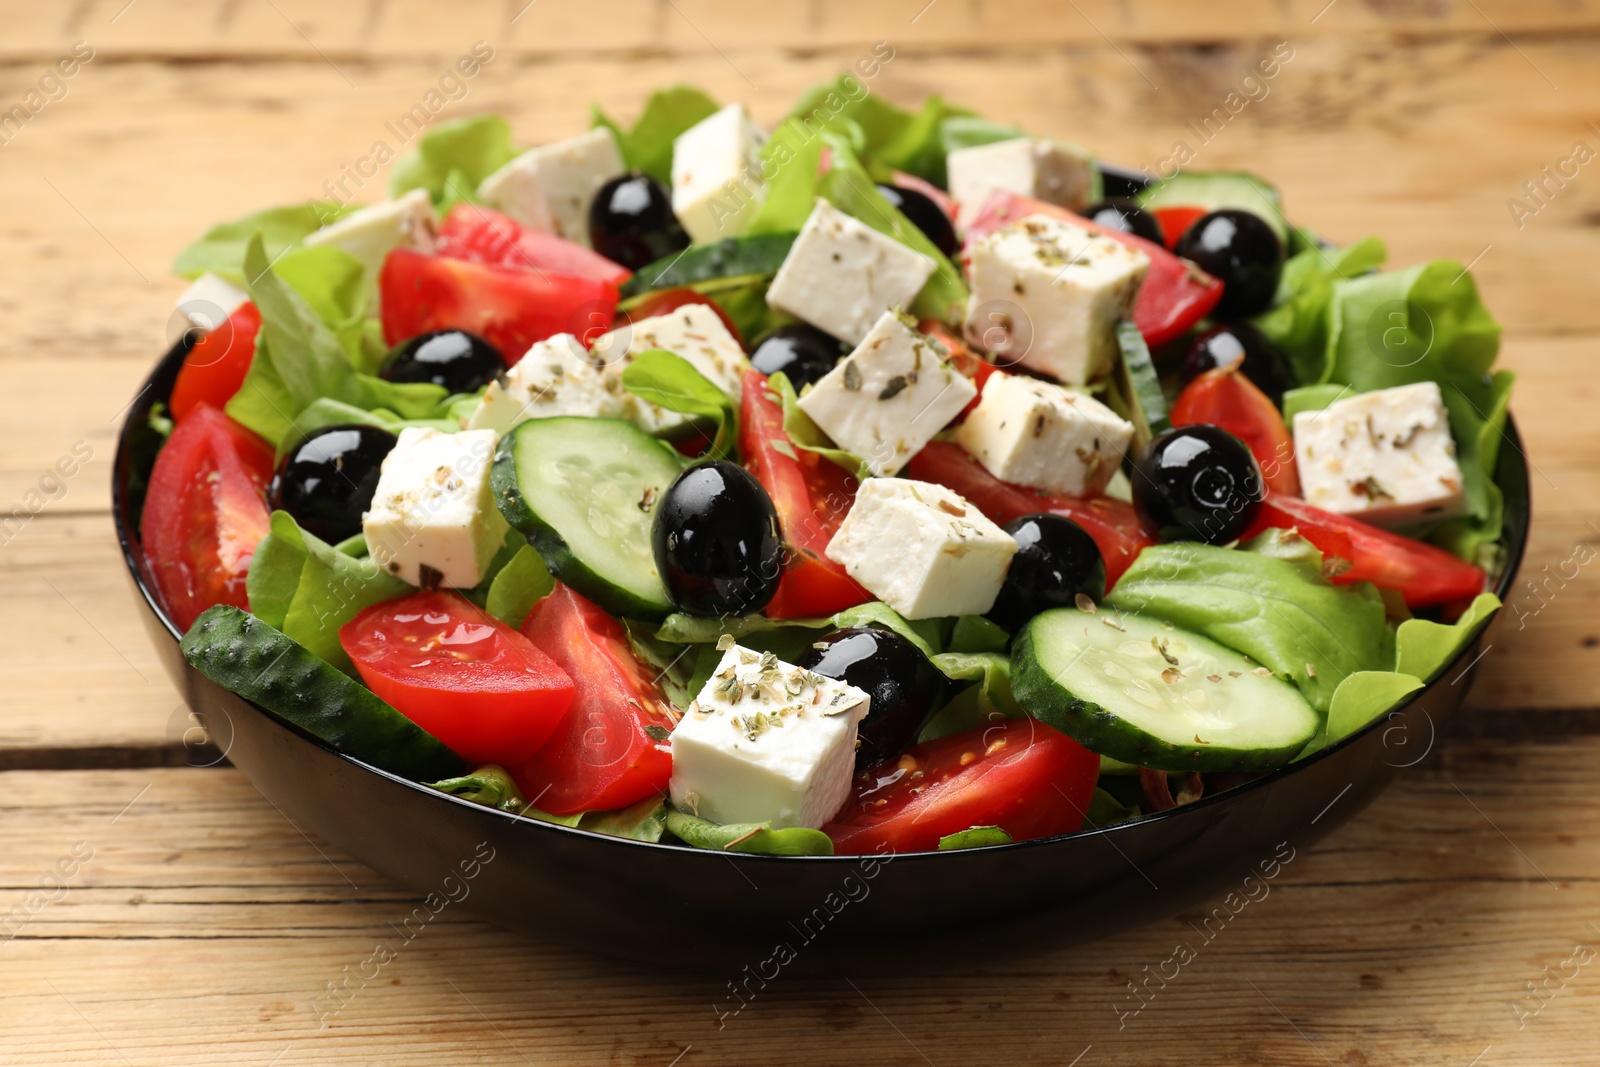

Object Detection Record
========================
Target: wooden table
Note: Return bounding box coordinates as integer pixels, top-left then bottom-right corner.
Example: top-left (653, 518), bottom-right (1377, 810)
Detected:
top-left (2, 1), bottom-right (1597, 1063)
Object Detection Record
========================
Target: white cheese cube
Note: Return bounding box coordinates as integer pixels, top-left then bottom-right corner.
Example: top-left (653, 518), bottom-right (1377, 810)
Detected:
top-left (670, 104), bottom-right (768, 244)
top-left (797, 311), bottom-right (977, 477)
top-left (175, 271), bottom-right (248, 330)
top-left (946, 137), bottom-right (1097, 216)
top-left (589, 303), bottom-right (749, 435)
top-left (766, 199), bottom-right (936, 345)
top-left (826, 479), bottom-right (1017, 619)
top-left (477, 127), bottom-right (625, 246)
top-left (964, 214), bottom-right (1148, 385)
top-left (1292, 381), bottom-right (1467, 528)
top-left (669, 644), bottom-right (870, 830)
top-left (304, 189), bottom-right (438, 304)
top-left (362, 427), bottom-right (509, 589)
top-left (955, 372), bottom-right (1134, 496)
top-left (467, 334), bottom-right (631, 436)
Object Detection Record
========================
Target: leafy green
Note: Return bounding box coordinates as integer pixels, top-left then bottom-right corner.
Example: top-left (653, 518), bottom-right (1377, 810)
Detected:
top-left (1280, 383), bottom-right (1351, 422)
top-left (664, 809), bottom-right (834, 855)
top-left (429, 765), bottom-right (527, 813)
top-left (1247, 237), bottom-right (1387, 386)
top-left (766, 371), bottom-right (874, 481)
top-left (1326, 261), bottom-right (1502, 392)
top-left (570, 795), bottom-right (669, 842)
top-left (653, 599), bottom-right (936, 658)
top-left (283, 397), bottom-right (458, 450)
top-left (1106, 543), bottom-right (1390, 712)
top-left (1434, 372), bottom-right (1516, 561)
top-left (747, 122), bottom-right (830, 235)
top-left (620, 349), bottom-right (737, 459)
top-left (246, 511), bottom-right (411, 674)
top-left (1394, 592), bottom-right (1501, 682)
top-left (1084, 786), bottom-right (1142, 828)
top-left (938, 825), bottom-right (1013, 850)
top-left (483, 545), bottom-right (555, 629)
top-left (171, 202), bottom-right (352, 284)
top-left (388, 115), bottom-right (518, 204)
top-left (591, 86), bottom-right (720, 186)
top-left (271, 245), bottom-right (370, 364)
top-left (1311, 671), bottom-right (1425, 755)
top-left (948, 615), bottom-right (1009, 654)
top-left (917, 652), bottom-right (1019, 743)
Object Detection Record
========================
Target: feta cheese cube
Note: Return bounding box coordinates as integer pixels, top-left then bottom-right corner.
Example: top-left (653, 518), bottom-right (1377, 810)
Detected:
top-left (826, 479), bottom-right (1017, 619)
top-left (964, 214), bottom-right (1148, 385)
top-left (467, 334), bottom-right (632, 436)
top-left (477, 127), bottom-right (625, 246)
top-left (945, 137), bottom-right (1097, 215)
top-left (304, 189), bottom-right (437, 303)
top-left (670, 104), bottom-right (769, 244)
top-left (766, 199), bottom-right (936, 345)
top-left (1292, 381), bottom-right (1467, 528)
top-left (589, 303), bottom-right (748, 435)
top-left (175, 271), bottom-right (248, 331)
top-left (362, 427), bottom-right (509, 589)
top-left (669, 644), bottom-right (870, 830)
top-left (955, 372), bottom-right (1134, 496)
top-left (797, 310), bottom-right (977, 476)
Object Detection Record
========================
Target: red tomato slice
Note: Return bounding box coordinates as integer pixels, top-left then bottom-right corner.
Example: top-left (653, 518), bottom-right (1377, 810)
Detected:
top-left (823, 717), bottom-right (1100, 854)
top-left (379, 248), bottom-right (619, 367)
top-left (510, 584), bottom-right (677, 814)
top-left (624, 287), bottom-right (745, 349)
top-left (961, 192), bottom-right (1224, 349)
top-left (1243, 493), bottom-right (1488, 610)
top-left (1150, 205), bottom-right (1209, 249)
top-left (139, 404), bottom-right (274, 632)
top-left (739, 369), bottom-right (870, 618)
top-left (435, 203), bottom-right (632, 288)
top-left (1171, 366), bottom-right (1300, 496)
top-left (170, 302), bottom-right (261, 423)
top-left (340, 591), bottom-right (576, 766)
top-left (918, 319), bottom-right (995, 421)
top-left (905, 441), bottom-right (1156, 587)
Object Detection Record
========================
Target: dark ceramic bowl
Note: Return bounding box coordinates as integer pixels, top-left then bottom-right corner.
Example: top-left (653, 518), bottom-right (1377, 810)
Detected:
top-left (117, 181), bottom-right (1529, 973)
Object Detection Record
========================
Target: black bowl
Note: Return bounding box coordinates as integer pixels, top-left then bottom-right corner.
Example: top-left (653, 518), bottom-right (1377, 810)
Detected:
top-left (116, 288), bottom-right (1529, 976)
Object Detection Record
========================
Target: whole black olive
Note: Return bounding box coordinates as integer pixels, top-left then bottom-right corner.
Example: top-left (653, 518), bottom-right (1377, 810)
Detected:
top-left (748, 324), bottom-right (848, 390)
top-left (1173, 209), bottom-right (1284, 319)
top-left (1081, 198), bottom-right (1164, 244)
top-left (988, 514), bottom-right (1107, 632)
top-left (379, 329), bottom-right (504, 395)
top-left (1180, 323), bottom-right (1297, 406)
top-left (589, 172), bottom-right (691, 271)
top-left (269, 424), bottom-right (399, 544)
top-left (798, 627), bottom-right (938, 770)
top-left (876, 183), bottom-right (959, 258)
top-left (1132, 425), bottom-right (1264, 544)
top-left (652, 460), bottom-right (783, 616)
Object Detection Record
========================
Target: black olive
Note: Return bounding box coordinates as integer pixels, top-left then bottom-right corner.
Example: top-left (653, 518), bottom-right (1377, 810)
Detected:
top-left (1180, 323), bottom-right (1297, 406)
top-left (269, 424), bottom-right (399, 544)
top-left (1132, 425), bottom-right (1264, 544)
top-left (652, 460), bottom-right (783, 616)
top-left (988, 514), bottom-right (1107, 632)
top-left (589, 172), bottom-right (690, 271)
top-left (1173, 209), bottom-right (1284, 319)
top-left (379, 329), bottom-right (504, 395)
top-left (797, 627), bottom-right (938, 770)
top-left (748, 324), bottom-right (848, 390)
top-left (1081, 198), bottom-right (1164, 244)
top-left (876, 183), bottom-right (959, 258)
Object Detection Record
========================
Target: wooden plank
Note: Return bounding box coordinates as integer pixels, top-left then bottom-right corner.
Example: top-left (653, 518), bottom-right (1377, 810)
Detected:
top-left (1, 739), bottom-right (1597, 1065)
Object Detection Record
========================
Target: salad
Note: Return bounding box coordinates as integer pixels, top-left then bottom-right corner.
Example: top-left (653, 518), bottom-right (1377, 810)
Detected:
top-left (143, 79), bottom-right (1512, 857)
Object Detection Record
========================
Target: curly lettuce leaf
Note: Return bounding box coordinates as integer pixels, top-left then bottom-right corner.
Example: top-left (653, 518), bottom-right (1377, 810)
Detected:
top-left (591, 86), bottom-right (719, 186)
top-left (620, 349), bottom-right (737, 459)
top-left (1394, 592), bottom-right (1501, 682)
top-left (388, 114), bottom-right (518, 204)
top-left (483, 545), bottom-right (554, 630)
top-left (171, 202), bottom-right (352, 284)
top-left (1247, 237), bottom-right (1387, 386)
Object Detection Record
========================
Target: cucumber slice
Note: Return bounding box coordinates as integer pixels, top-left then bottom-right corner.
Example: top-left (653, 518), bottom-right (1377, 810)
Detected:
top-left (1012, 606), bottom-right (1318, 772)
top-left (180, 605), bottom-right (467, 781)
top-left (1114, 320), bottom-right (1168, 449)
top-left (1135, 170), bottom-right (1289, 245)
top-left (618, 233), bottom-right (797, 299)
top-left (491, 416), bottom-right (684, 619)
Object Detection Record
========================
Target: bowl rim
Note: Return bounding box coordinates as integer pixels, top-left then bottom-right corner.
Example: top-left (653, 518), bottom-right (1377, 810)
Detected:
top-left (116, 306), bottom-right (1530, 865)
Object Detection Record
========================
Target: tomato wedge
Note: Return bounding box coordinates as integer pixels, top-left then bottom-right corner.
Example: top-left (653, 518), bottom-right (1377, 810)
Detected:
top-left (379, 248), bottom-right (618, 367)
top-left (919, 319), bottom-right (995, 420)
top-left (623, 287), bottom-right (745, 348)
top-left (435, 203), bottom-right (632, 288)
top-left (169, 302), bottom-right (261, 423)
top-left (1171, 366), bottom-right (1300, 496)
top-left (1150, 205), bottom-right (1208, 249)
top-left (1243, 493), bottom-right (1487, 610)
top-left (340, 591), bottom-right (576, 766)
top-left (823, 717), bottom-right (1099, 854)
top-left (905, 441), bottom-right (1155, 586)
top-left (509, 584), bottom-right (676, 814)
top-left (962, 191), bottom-right (1224, 348)
top-left (739, 369), bottom-right (870, 618)
top-left (139, 404), bottom-right (274, 632)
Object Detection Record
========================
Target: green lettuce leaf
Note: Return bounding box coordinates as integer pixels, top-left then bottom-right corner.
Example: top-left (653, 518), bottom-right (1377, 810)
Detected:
top-left (664, 808), bottom-right (833, 855)
top-left (1325, 261), bottom-right (1502, 392)
top-left (916, 651), bottom-right (1019, 743)
top-left (483, 545), bottom-right (554, 629)
top-left (1311, 670), bottom-right (1425, 755)
top-left (575, 795), bottom-right (669, 842)
top-left (388, 115), bottom-right (518, 204)
top-left (947, 615), bottom-right (1009, 654)
top-left (652, 599), bottom-right (936, 658)
top-left (938, 825), bottom-right (1012, 850)
top-left (591, 86), bottom-right (720, 186)
top-left (1247, 237), bottom-right (1387, 386)
top-left (283, 397), bottom-right (458, 450)
top-left (620, 349), bottom-right (737, 458)
top-left (429, 765), bottom-right (526, 813)
top-left (171, 202), bottom-right (352, 284)
top-left (1394, 592), bottom-right (1501, 681)
top-left (1085, 786), bottom-right (1143, 828)
top-left (766, 371), bottom-right (875, 481)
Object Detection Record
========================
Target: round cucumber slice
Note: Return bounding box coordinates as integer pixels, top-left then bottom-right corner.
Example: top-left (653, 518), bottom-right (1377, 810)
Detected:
top-left (1012, 606), bottom-right (1319, 772)
top-left (491, 416), bottom-right (684, 619)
